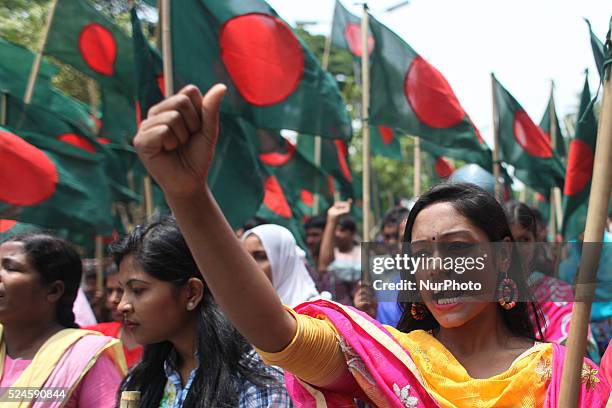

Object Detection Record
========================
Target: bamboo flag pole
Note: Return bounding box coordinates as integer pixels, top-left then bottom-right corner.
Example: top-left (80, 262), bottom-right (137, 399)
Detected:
top-left (161, 0), bottom-right (174, 97)
top-left (0, 92), bottom-right (6, 126)
top-left (558, 49), bottom-right (612, 406)
top-left (490, 74), bottom-right (502, 202)
top-left (119, 391), bottom-right (140, 408)
top-left (361, 4), bottom-right (372, 245)
top-left (549, 82), bottom-right (563, 236)
top-left (94, 236), bottom-right (104, 297)
top-left (313, 30), bottom-right (332, 215)
top-left (413, 136), bottom-right (421, 196)
top-left (24, 0), bottom-right (59, 104)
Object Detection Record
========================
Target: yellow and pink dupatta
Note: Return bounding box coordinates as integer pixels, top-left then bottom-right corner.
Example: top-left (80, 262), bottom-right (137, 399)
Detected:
top-left (284, 300), bottom-right (610, 407)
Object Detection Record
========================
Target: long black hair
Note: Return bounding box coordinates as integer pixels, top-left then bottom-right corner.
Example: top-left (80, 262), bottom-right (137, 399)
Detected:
top-left (5, 233), bottom-right (81, 328)
top-left (396, 183), bottom-right (544, 340)
top-left (110, 216), bottom-right (277, 408)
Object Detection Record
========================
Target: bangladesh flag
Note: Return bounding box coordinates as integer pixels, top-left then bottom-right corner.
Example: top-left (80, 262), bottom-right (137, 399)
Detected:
top-left (584, 18), bottom-right (606, 80)
top-left (370, 125), bottom-right (402, 160)
top-left (420, 139), bottom-right (455, 181)
top-left (0, 38), bottom-right (96, 134)
top-left (539, 88), bottom-right (567, 159)
top-left (365, 13), bottom-right (491, 169)
top-left (131, 7), bottom-right (165, 124)
top-left (296, 134), bottom-right (354, 200)
top-left (562, 77), bottom-right (597, 240)
top-left (44, 0), bottom-right (136, 142)
top-left (45, 0), bottom-right (134, 91)
top-left (131, 9), bottom-right (264, 227)
top-left (0, 127), bottom-right (113, 235)
top-left (257, 129), bottom-right (333, 217)
top-left (3, 92), bottom-right (138, 204)
top-left (492, 75), bottom-right (564, 195)
top-left (171, 0), bottom-right (351, 140)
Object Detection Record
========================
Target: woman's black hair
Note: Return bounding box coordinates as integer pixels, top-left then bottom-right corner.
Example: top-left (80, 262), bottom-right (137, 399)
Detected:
top-left (503, 200), bottom-right (537, 239)
top-left (110, 216), bottom-right (277, 408)
top-left (6, 233), bottom-right (81, 328)
top-left (396, 183), bottom-right (544, 340)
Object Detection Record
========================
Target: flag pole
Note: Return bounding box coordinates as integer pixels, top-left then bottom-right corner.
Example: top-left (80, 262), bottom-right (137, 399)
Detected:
top-left (313, 27), bottom-right (333, 215)
top-left (549, 82), bottom-right (563, 236)
top-left (94, 235), bottom-right (104, 299)
top-left (24, 0), bottom-right (59, 104)
top-left (161, 0), bottom-right (174, 96)
top-left (413, 136), bottom-right (421, 196)
top-left (361, 3), bottom-right (372, 248)
top-left (490, 73), bottom-right (502, 201)
top-left (558, 47), bottom-right (612, 406)
top-left (0, 92), bottom-right (6, 126)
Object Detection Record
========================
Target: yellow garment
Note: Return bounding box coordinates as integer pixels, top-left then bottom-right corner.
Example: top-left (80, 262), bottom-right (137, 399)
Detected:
top-left (0, 325), bottom-right (127, 408)
top-left (257, 307), bottom-right (346, 387)
top-left (387, 327), bottom-right (552, 408)
top-left (257, 310), bottom-right (553, 407)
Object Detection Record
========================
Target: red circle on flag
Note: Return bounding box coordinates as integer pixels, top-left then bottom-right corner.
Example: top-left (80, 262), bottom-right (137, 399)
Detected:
top-left (58, 133), bottom-right (96, 153)
top-left (301, 189), bottom-right (314, 207)
top-left (378, 125), bottom-right (394, 145)
top-left (435, 156), bottom-right (454, 178)
top-left (156, 73), bottom-right (166, 97)
top-left (344, 23), bottom-right (374, 57)
top-left (0, 220), bottom-right (17, 233)
top-left (564, 139), bottom-right (594, 196)
top-left (259, 140), bottom-right (296, 167)
top-left (97, 137), bottom-right (111, 145)
top-left (512, 111), bottom-right (553, 158)
top-left (334, 140), bottom-right (352, 182)
top-left (0, 129), bottom-right (58, 206)
top-left (220, 13), bottom-right (304, 106)
top-left (263, 176), bottom-right (292, 218)
top-left (404, 56), bottom-right (465, 129)
top-left (78, 23), bottom-right (117, 76)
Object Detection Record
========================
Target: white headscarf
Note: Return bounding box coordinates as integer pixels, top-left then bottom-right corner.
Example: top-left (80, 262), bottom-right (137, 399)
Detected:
top-left (242, 224), bottom-right (319, 307)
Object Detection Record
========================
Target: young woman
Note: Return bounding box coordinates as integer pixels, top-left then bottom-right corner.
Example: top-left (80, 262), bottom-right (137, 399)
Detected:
top-left (112, 217), bottom-right (293, 408)
top-left (132, 84), bottom-right (610, 406)
top-left (0, 233), bottom-right (125, 407)
top-left (84, 267), bottom-right (143, 368)
top-left (503, 201), bottom-right (600, 362)
top-left (241, 224), bottom-right (319, 307)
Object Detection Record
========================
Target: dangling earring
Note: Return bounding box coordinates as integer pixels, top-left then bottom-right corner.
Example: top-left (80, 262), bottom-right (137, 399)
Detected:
top-left (411, 302), bottom-right (428, 320)
top-left (497, 273), bottom-right (518, 310)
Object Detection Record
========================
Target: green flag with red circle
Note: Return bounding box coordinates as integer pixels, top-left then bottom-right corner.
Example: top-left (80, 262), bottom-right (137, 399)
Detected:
top-left (329, 2), bottom-right (491, 169)
top-left (0, 127), bottom-right (113, 235)
top-left (44, 0), bottom-right (136, 142)
top-left (539, 90), bottom-right (567, 159)
top-left (296, 134), bottom-right (354, 201)
top-left (3, 92), bottom-right (139, 204)
top-left (562, 77), bottom-right (598, 240)
top-left (585, 18), bottom-right (606, 81)
top-left (0, 38), bottom-right (97, 135)
top-left (170, 0), bottom-right (351, 141)
top-left (492, 75), bottom-right (565, 195)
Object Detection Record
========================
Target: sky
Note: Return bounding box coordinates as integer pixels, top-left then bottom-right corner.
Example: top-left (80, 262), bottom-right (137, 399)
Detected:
top-left (267, 0), bottom-right (610, 148)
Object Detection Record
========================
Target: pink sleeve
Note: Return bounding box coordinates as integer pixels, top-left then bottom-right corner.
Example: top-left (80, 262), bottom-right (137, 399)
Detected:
top-left (64, 352), bottom-right (122, 408)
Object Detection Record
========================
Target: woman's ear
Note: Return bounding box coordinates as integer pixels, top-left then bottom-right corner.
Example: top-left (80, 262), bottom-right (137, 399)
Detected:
top-left (184, 278), bottom-right (204, 311)
top-left (46, 280), bottom-right (65, 303)
top-left (497, 237), bottom-right (513, 275)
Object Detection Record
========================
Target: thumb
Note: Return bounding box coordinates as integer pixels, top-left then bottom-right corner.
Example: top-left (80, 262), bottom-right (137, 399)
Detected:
top-left (201, 83), bottom-right (227, 140)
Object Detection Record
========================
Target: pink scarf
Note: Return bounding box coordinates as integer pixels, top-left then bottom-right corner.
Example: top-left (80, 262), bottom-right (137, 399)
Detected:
top-left (285, 299), bottom-right (610, 407)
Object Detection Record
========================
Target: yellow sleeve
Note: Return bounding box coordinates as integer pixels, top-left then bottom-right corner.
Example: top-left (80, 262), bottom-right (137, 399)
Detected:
top-left (255, 307), bottom-right (348, 387)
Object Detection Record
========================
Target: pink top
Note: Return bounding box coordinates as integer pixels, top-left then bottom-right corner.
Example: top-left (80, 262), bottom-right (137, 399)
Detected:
top-left (1, 352), bottom-right (121, 407)
top-left (602, 340), bottom-right (612, 386)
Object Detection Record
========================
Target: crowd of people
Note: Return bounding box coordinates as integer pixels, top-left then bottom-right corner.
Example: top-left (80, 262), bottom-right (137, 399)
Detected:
top-left (1, 84), bottom-right (611, 407)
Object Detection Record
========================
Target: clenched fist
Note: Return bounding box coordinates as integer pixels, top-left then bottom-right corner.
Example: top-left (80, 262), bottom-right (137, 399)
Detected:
top-left (133, 84), bottom-right (227, 197)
